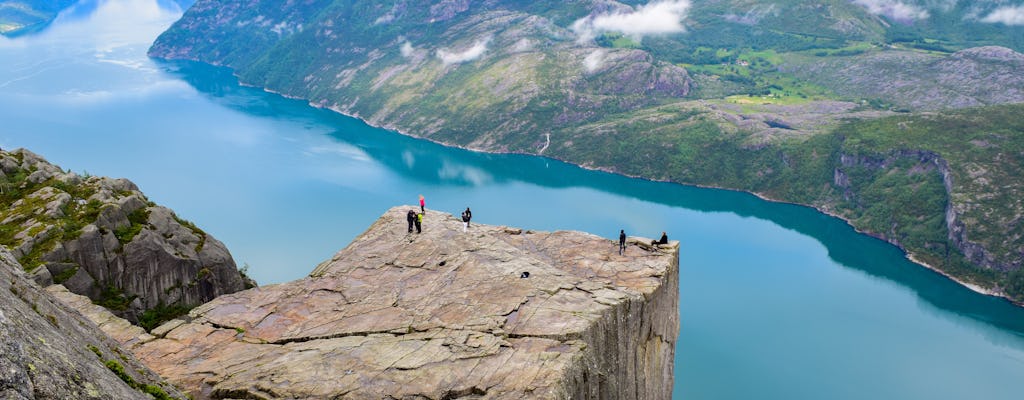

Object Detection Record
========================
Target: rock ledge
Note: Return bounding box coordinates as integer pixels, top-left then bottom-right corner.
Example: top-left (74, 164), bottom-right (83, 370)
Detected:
top-left (76, 207), bottom-right (680, 399)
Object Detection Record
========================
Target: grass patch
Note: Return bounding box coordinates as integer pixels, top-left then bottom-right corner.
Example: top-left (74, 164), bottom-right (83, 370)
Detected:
top-left (52, 266), bottom-right (78, 284)
top-left (87, 344), bottom-right (103, 358)
top-left (596, 32), bottom-right (641, 49)
top-left (97, 284), bottom-right (135, 311)
top-left (682, 48), bottom-right (834, 101)
top-left (95, 345), bottom-right (179, 399)
top-left (114, 207), bottom-right (150, 244)
top-left (18, 232), bottom-right (59, 273)
top-left (174, 215), bottom-right (206, 253)
top-left (138, 303), bottom-right (192, 332)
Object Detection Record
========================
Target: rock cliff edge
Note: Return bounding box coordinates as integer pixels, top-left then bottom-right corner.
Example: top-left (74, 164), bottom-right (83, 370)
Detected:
top-left (80, 206), bottom-right (680, 399)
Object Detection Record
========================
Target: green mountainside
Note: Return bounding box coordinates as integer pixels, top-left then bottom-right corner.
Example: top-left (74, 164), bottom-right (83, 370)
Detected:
top-left (150, 0), bottom-right (1024, 302)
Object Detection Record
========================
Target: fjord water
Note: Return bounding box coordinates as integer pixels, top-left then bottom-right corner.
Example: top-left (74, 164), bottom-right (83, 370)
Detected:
top-left (2, 1), bottom-right (1023, 398)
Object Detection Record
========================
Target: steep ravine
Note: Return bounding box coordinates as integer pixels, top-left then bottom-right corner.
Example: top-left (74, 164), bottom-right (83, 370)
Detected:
top-left (63, 207), bottom-right (681, 399)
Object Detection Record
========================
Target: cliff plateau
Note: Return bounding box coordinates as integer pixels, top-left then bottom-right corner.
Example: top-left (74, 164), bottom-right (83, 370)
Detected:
top-left (69, 207), bottom-right (681, 399)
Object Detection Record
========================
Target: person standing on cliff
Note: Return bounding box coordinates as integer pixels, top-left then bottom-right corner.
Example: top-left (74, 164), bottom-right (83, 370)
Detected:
top-left (619, 229), bottom-right (626, 255)
top-left (461, 207), bottom-right (472, 232)
top-left (407, 209), bottom-right (416, 233)
top-left (415, 212), bottom-right (423, 234)
top-left (419, 194), bottom-right (426, 214)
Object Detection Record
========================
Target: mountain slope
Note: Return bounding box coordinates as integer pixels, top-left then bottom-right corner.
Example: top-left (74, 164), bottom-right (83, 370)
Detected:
top-left (150, 0), bottom-right (1024, 302)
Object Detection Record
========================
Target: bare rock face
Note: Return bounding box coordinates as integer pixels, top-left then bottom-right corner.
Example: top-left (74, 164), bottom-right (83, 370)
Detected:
top-left (75, 207), bottom-right (680, 399)
top-left (0, 247), bottom-right (186, 400)
top-left (0, 147), bottom-right (254, 323)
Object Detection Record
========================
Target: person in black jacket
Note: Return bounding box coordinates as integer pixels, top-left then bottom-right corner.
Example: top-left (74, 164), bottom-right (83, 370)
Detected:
top-left (461, 207), bottom-right (472, 232)
top-left (407, 209), bottom-right (416, 233)
top-left (619, 229), bottom-right (626, 255)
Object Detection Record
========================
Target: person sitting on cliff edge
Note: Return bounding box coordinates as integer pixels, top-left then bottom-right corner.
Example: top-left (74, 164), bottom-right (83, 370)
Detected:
top-left (652, 231), bottom-right (668, 247)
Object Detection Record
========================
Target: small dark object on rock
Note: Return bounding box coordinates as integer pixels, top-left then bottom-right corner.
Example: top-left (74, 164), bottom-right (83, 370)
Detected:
top-left (520, 271), bottom-right (530, 278)
top-left (438, 261), bottom-right (446, 266)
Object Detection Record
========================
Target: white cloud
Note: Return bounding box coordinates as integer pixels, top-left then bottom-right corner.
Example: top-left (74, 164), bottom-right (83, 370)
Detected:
top-left (583, 49), bottom-right (605, 73)
top-left (400, 41), bottom-right (415, 58)
top-left (981, 5), bottom-right (1024, 26)
top-left (438, 161), bottom-right (492, 186)
top-left (436, 37), bottom-right (490, 65)
top-left (572, 0), bottom-right (691, 43)
top-left (723, 4), bottom-right (777, 25)
top-left (375, 14), bottom-right (395, 25)
top-left (512, 38), bottom-right (534, 52)
top-left (851, 0), bottom-right (929, 22)
top-left (305, 143), bottom-right (371, 162)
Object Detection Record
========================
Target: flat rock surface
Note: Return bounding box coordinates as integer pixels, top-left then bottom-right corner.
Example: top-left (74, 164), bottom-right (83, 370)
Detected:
top-left (79, 207), bottom-right (680, 399)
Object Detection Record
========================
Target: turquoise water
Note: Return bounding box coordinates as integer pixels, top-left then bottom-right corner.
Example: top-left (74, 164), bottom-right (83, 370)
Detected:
top-left (2, 1), bottom-right (1023, 398)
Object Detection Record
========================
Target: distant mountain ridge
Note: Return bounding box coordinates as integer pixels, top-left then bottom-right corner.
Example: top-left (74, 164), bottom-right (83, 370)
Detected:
top-left (150, 0), bottom-right (1024, 302)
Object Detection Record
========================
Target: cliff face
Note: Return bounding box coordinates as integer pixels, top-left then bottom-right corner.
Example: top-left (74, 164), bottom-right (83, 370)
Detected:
top-left (0, 148), bottom-right (253, 323)
top-left (0, 247), bottom-right (186, 400)
top-left (71, 207), bottom-right (680, 399)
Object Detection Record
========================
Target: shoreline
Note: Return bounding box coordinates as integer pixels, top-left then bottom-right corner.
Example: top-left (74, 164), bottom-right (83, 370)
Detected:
top-left (745, 191), bottom-right (1021, 306)
top-left (310, 86), bottom-right (1022, 308)
top-left (163, 56), bottom-right (1020, 309)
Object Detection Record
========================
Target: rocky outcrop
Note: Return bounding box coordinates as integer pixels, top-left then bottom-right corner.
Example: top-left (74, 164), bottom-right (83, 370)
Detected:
top-left (0, 148), bottom-right (253, 322)
top-left (70, 207), bottom-right (680, 399)
top-left (0, 247), bottom-right (186, 399)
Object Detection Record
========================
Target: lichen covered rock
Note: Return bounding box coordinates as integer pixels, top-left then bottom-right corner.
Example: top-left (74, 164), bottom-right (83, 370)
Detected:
top-left (0, 248), bottom-right (186, 400)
